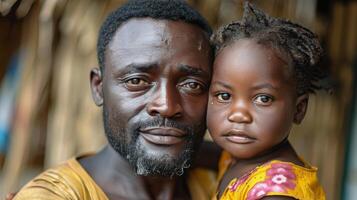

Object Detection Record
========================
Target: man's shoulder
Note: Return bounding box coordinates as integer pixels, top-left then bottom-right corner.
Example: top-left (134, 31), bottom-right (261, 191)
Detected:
top-left (14, 158), bottom-right (108, 200)
top-left (14, 159), bottom-right (82, 199)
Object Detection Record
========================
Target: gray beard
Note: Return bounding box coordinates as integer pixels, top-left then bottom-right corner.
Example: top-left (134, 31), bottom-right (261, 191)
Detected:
top-left (103, 108), bottom-right (204, 177)
top-left (127, 139), bottom-right (193, 177)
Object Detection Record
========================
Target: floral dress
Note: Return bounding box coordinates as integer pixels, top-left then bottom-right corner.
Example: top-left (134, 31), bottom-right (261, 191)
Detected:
top-left (213, 151), bottom-right (326, 200)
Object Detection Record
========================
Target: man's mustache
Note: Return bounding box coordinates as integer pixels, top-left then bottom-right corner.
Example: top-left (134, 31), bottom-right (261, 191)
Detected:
top-left (132, 117), bottom-right (194, 136)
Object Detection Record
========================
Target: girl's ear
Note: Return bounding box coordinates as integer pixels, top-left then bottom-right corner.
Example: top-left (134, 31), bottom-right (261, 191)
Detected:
top-left (293, 94), bottom-right (309, 124)
top-left (90, 68), bottom-right (103, 106)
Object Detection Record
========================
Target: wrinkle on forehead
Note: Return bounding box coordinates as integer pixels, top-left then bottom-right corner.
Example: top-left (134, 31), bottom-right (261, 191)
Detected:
top-left (108, 19), bottom-right (169, 54)
top-left (106, 18), bottom-right (209, 66)
top-left (108, 18), bottom-right (207, 50)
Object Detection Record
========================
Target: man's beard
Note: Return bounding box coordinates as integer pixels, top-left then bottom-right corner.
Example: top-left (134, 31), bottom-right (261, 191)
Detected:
top-left (103, 107), bottom-right (205, 177)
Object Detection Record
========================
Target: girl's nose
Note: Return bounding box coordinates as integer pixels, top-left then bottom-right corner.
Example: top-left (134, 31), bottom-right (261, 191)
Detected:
top-left (227, 102), bottom-right (253, 124)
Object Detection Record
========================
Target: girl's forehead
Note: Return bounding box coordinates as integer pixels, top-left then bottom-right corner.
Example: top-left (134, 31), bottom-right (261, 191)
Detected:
top-left (212, 39), bottom-right (295, 85)
top-left (217, 38), bottom-right (291, 65)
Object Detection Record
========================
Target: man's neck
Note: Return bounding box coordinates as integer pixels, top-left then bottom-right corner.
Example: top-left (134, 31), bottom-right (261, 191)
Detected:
top-left (142, 176), bottom-right (176, 200)
top-left (78, 145), bottom-right (189, 200)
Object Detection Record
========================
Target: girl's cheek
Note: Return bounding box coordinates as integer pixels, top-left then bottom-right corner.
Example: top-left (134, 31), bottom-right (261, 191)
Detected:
top-left (207, 105), bottom-right (228, 131)
top-left (207, 106), bottom-right (219, 128)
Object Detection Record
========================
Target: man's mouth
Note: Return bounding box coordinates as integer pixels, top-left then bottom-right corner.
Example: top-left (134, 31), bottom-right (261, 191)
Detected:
top-left (139, 127), bottom-right (187, 145)
top-left (223, 129), bottom-right (256, 144)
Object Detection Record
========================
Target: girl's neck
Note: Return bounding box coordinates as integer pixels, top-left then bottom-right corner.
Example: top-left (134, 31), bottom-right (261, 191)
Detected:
top-left (217, 139), bottom-right (303, 198)
top-left (232, 138), bottom-right (294, 166)
top-left (229, 139), bottom-right (304, 178)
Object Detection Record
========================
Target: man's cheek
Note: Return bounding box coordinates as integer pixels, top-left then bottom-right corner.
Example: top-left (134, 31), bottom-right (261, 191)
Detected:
top-left (181, 95), bottom-right (208, 115)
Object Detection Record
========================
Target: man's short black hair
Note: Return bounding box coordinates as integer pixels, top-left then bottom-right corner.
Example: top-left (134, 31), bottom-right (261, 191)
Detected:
top-left (97, 0), bottom-right (212, 71)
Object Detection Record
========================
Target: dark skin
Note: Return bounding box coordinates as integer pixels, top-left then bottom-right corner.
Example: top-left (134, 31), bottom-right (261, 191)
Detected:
top-left (195, 140), bottom-right (222, 171)
top-left (5, 32), bottom-right (301, 200)
top-left (207, 39), bottom-right (307, 200)
top-left (82, 18), bottom-right (212, 200)
top-left (5, 18), bottom-right (216, 200)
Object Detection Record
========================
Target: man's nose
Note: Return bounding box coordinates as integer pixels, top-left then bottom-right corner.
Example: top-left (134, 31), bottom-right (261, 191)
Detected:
top-left (146, 82), bottom-right (182, 118)
top-left (227, 101), bottom-right (253, 124)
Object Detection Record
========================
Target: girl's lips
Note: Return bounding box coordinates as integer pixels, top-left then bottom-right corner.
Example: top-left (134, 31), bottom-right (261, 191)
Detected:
top-left (223, 129), bottom-right (256, 144)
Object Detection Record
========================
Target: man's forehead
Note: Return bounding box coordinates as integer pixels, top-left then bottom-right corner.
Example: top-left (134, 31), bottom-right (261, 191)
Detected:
top-left (109, 18), bottom-right (166, 52)
top-left (108, 18), bottom-right (208, 51)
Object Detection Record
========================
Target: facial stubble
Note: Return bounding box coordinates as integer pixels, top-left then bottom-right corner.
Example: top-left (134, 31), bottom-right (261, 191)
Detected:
top-left (103, 105), bottom-right (205, 177)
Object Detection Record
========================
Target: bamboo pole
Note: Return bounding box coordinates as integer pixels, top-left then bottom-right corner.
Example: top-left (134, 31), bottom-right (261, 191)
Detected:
top-left (1, 2), bottom-right (39, 195)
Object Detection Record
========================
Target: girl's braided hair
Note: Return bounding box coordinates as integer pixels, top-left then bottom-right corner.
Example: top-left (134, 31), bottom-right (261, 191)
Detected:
top-left (211, 2), bottom-right (328, 94)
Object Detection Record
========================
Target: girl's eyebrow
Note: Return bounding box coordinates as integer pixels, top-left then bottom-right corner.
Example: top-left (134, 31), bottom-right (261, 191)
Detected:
top-left (252, 83), bottom-right (278, 90)
top-left (211, 81), bottom-right (232, 90)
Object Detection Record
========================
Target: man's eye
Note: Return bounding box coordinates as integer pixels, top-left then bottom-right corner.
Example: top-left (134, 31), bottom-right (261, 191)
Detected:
top-left (184, 82), bottom-right (201, 90)
top-left (254, 95), bottom-right (274, 105)
top-left (124, 78), bottom-right (150, 90)
top-left (126, 78), bottom-right (144, 85)
top-left (216, 93), bottom-right (231, 102)
top-left (180, 81), bottom-right (205, 94)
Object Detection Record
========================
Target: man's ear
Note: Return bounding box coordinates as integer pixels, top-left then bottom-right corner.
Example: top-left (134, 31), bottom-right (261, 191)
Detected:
top-left (90, 68), bottom-right (103, 106)
top-left (293, 94), bottom-right (309, 124)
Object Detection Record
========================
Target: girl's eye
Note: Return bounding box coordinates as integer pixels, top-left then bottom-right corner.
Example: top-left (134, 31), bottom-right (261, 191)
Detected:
top-left (216, 92), bottom-right (231, 102)
top-left (254, 95), bottom-right (274, 105)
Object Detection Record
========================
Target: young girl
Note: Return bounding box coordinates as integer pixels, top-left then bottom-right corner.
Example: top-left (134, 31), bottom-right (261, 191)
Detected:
top-left (207, 2), bottom-right (327, 200)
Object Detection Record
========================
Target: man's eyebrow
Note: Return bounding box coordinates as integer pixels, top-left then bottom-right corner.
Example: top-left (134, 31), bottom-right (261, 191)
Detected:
top-left (178, 64), bottom-right (209, 78)
top-left (120, 62), bottom-right (158, 74)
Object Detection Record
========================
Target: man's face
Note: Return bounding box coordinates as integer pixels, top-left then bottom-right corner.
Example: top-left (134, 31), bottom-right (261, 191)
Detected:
top-left (91, 18), bottom-right (212, 177)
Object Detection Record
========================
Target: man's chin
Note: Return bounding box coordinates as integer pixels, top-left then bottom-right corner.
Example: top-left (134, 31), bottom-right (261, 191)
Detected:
top-left (128, 143), bottom-right (194, 177)
top-left (134, 154), bottom-right (191, 177)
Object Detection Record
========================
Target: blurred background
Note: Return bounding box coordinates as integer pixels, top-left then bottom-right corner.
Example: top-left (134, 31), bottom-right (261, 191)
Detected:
top-left (0, 0), bottom-right (356, 199)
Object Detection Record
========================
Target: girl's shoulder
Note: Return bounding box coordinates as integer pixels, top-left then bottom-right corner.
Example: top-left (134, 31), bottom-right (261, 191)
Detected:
top-left (217, 157), bottom-right (326, 200)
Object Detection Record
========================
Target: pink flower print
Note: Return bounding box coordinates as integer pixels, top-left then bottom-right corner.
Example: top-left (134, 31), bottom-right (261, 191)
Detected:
top-left (247, 162), bottom-right (297, 200)
top-left (228, 168), bottom-right (258, 191)
top-left (247, 182), bottom-right (270, 200)
top-left (271, 174), bottom-right (287, 184)
top-left (267, 163), bottom-right (296, 179)
top-left (228, 179), bottom-right (239, 191)
top-left (266, 174), bottom-right (296, 190)
top-left (266, 163), bottom-right (296, 189)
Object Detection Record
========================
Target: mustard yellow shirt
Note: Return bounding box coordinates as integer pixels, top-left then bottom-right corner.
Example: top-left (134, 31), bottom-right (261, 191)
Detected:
top-left (214, 152), bottom-right (326, 200)
top-left (14, 158), bottom-right (216, 200)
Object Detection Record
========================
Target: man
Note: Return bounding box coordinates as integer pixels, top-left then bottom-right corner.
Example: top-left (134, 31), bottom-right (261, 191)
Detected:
top-left (13, 0), bottom-right (216, 199)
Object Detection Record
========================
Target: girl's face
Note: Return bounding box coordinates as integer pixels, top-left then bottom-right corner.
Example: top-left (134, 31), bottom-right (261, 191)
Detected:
top-left (207, 39), bottom-right (307, 159)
